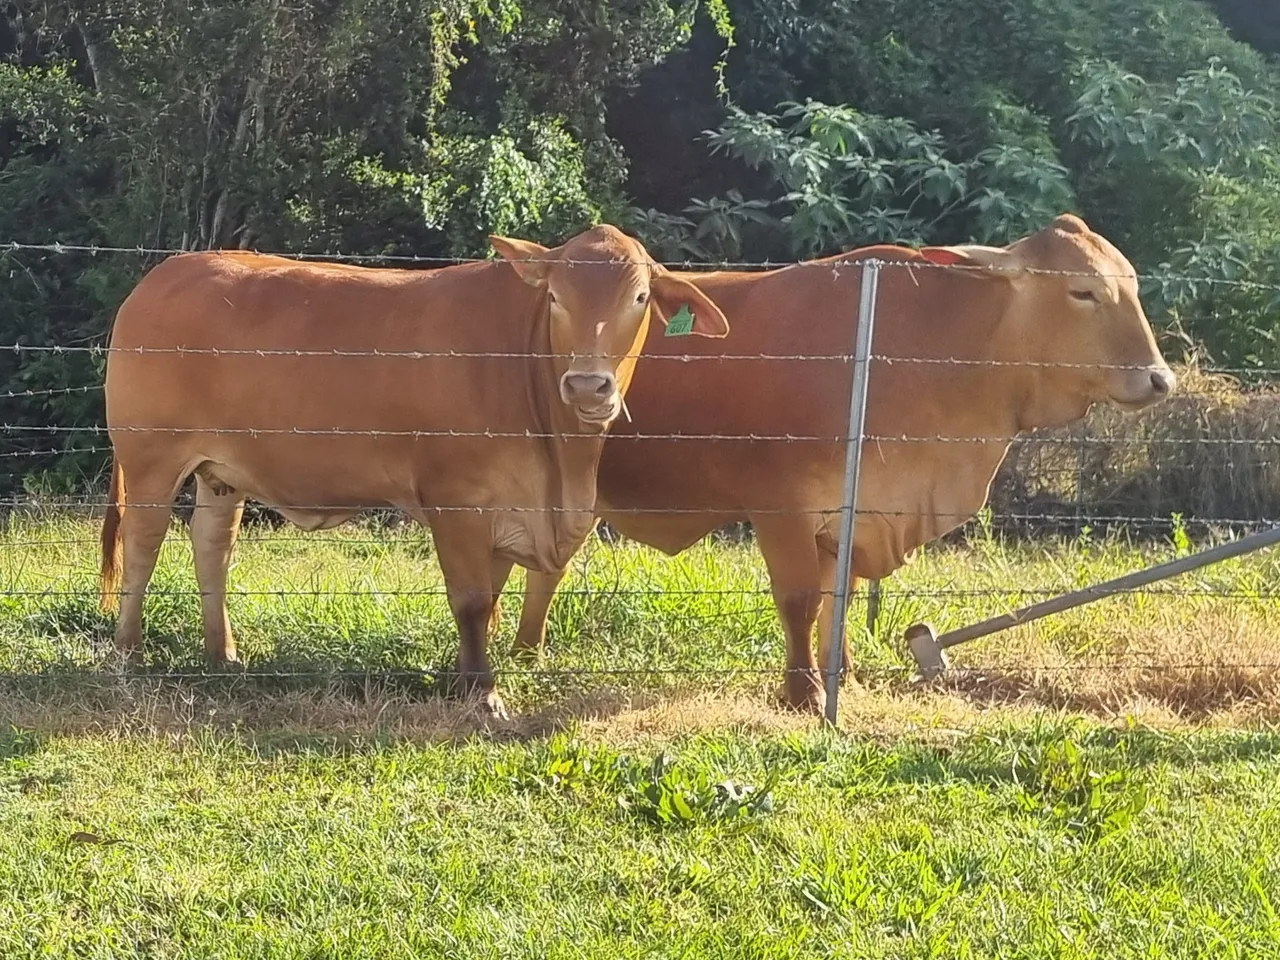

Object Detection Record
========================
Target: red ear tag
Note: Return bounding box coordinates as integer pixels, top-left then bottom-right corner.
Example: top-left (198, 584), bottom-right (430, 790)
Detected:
top-left (918, 248), bottom-right (966, 267)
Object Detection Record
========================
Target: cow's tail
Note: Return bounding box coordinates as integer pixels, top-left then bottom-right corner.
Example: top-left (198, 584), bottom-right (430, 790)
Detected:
top-left (100, 456), bottom-right (126, 613)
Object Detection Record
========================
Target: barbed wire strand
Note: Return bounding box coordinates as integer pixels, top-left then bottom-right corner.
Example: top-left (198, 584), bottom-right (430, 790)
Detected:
top-left (1, 514), bottom-right (1274, 542)
top-left (6, 341), bottom-right (1280, 378)
top-left (8, 238), bottom-right (1280, 288)
top-left (14, 447), bottom-right (1224, 472)
top-left (0, 662), bottom-right (1273, 686)
top-left (11, 422), bottom-right (1280, 447)
top-left (1, 586), bottom-right (1277, 600)
top-left (3, 498), bottom-right (1279, 526)
top-left (3, 382), bottom-right (1265, 405)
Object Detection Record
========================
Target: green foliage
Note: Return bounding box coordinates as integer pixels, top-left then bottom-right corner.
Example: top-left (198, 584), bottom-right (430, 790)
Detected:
top-left (1066, 56), bottom-right (1280, 372)
top-left (497, 736), bottom-right (777, 826)
top-left (9, 0), bottom-right (1280, 492)
top-left (422, 114), bottom-right (617, 254)
top-left (1012, 737), bottom-right (1150, 843)
top-left (623, 0), bottom-right (1280, 371)
top-left (687, 98), bottom-right (1075, 257)
top-left (0, 0), bottom-right (699, 490)
top-left (616, 752), bottom-right (777, 826)
top-left (1169, 513), bottom-right (1192, 557)
top-left (499, 735), bottom-right (616, 795)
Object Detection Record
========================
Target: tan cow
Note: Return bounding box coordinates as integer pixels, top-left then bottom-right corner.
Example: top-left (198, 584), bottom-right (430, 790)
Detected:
top-left (98, 226), bottom-right (730, 717)
top-left (501, 215), bottom-right (1175, 712)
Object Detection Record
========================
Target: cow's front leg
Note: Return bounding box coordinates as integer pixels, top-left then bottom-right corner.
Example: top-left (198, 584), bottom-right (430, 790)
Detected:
top-left (752, 513), bottom-right (825, 714)
top-left (431, 515), bottom-right (508, 720)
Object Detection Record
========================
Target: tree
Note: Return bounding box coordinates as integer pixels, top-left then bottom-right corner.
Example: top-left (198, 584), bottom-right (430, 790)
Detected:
top-left (0, 0), bottom-right (708, 491)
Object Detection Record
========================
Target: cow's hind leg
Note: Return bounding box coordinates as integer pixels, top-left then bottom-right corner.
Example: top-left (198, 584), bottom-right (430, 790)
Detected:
top-left (487, 556), bottom-right (514, 640)
top-left (431, 515), bottom-right (507, 720)
top-left (752, 514), bottom-right (825, 714)
top-left (113, 470), bottom-right (183, 662)
top-left (190, 474), bottom-right (246, 664)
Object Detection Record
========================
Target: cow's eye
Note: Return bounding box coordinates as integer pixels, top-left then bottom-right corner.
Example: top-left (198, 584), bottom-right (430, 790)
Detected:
top-left (1069, 289), bottom-right (1099, 303)
top-left (635, 291), bottom-right (649, 304)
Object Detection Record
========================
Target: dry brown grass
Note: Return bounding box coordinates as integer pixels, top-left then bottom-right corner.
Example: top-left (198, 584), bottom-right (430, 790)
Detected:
top-left (993, 363), bottom-right (1280, 532)
top-left (4, 616), bottom-right (1278, 750)
top-left (0, 682), bottom-right (1077, 746)
top-left (933, 606), bottom-right (1280, 727)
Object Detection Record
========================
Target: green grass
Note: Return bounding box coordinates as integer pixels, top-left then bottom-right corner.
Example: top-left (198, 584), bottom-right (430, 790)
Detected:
top-left (3, 516), bottom-right (1280, 957)
top-left (3, 514), bottom-right (1279, 690)
top-left (2, 721), bottom-right (1279, 958)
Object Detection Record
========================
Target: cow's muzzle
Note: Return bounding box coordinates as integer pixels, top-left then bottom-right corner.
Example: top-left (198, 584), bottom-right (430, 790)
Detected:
top-left (1111, 365), bottom-right (1177, 410)
top-left (560, 370), bottom-right (621, 425)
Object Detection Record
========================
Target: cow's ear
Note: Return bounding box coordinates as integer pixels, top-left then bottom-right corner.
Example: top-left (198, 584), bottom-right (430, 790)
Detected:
top-left (650, 274), bottom-right (730, 338)
top-left (490, 235), bottom-right (551, 287)
top-left (918, 244), bottom-right (1020, 280)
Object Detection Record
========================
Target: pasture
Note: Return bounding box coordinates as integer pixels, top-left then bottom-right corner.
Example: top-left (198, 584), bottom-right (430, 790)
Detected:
top-left (2, 516), bottom-right (1280, 957)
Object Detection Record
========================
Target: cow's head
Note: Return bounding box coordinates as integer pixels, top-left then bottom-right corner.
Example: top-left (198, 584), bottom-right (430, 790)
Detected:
top-left (489, 225), bottom-right (730, 428)
top-left (920, 214), bottom-right (1175, 425)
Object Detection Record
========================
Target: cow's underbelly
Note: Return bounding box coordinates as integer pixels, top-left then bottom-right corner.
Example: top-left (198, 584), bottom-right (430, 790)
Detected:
top-left (196, 458), bottom-right (390, 528)
top-left (273, 509), bottom-right (361, 531)
top-left (811, 446), bottom-right (1007, 580)
top-left (599, 504), bottom-right (728, 556)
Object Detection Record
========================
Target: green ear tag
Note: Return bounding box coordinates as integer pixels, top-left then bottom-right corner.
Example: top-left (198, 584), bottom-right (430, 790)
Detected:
top-left (664, 304), bottom-right (695, 337)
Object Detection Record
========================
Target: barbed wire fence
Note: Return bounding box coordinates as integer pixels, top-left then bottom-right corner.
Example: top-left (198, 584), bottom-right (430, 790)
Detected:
top-left (3, 240), bottom-right (1280, 724)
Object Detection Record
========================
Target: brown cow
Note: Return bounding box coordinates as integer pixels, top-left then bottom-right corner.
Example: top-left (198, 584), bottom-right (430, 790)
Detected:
top-left (501, 215), bottom-right (1175, 712)
top-left (98, 225), bottom-right (730, 717)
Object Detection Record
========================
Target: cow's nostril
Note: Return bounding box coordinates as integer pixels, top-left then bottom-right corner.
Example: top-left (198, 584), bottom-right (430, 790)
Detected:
top-left (563, 373), bottom-right (615, 400)
top-left (1150, 370), bottom-right (1173, 395)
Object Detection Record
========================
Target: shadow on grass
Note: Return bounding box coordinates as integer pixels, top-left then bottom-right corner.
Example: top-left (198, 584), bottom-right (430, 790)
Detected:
top-left (0, 664), bottom-right (659, 754)
top-left (3, 656), bottom-right (1280, 775)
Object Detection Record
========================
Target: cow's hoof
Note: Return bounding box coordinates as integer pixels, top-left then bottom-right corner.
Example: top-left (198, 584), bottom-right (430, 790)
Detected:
top-left (475, 690), bottom-right (510, 723)
top-left (209, 656), bottom-right (245, 673)
top-left (775, 671), bottom-right (825, 715)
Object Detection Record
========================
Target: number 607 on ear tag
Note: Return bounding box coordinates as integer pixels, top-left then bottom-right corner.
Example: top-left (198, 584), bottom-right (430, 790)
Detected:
top-left (664, 304), bottom-right (695, 337)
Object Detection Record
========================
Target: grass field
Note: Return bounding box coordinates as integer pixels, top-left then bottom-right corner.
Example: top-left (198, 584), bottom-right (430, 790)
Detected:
top-left (2, 515), bottom-right (1280, 957)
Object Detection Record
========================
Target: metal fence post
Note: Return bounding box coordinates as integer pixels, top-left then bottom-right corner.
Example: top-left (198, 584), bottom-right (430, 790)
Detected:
top-left (824, 259), bottom-right (881, 726)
